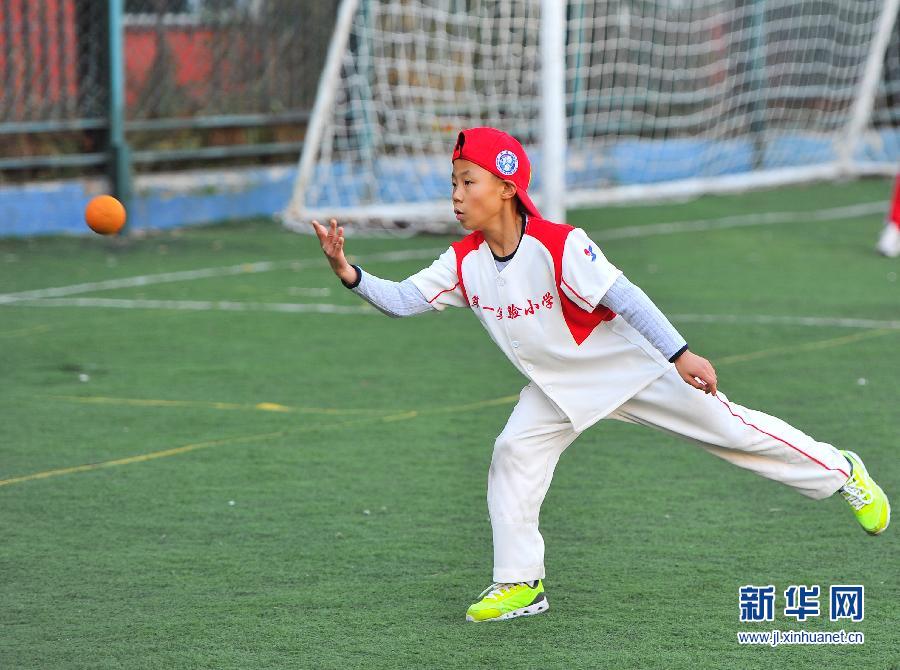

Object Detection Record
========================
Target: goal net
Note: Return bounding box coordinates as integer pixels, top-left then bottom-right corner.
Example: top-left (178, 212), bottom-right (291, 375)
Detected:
top-left (283, 0), bottom-right (900, 234)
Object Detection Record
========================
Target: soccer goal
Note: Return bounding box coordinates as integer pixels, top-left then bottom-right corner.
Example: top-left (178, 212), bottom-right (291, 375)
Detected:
top-left (283, 0), bottom-right (900, 233)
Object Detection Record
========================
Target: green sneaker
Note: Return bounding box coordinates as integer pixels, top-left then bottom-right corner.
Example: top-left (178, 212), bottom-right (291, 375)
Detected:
top-left (465, 581), bottom-right (548, 622)
top-left (840, 450), bottom-right (890, 535)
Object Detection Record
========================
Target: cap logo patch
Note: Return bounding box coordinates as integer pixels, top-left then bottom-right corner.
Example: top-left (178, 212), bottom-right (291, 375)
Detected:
top-left (495, 150), bottom-right (518, 176)
top-left (454, 132), bottom-right (466, 154)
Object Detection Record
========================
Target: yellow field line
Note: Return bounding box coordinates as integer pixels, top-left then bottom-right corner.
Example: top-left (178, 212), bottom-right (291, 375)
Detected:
top-left (328, 395), bottom-right (522, 422)
top-left (0, 395), bottom-right (518, 488)
top-left (10, 328), bottom-right (892, 488)
top-left (0, 431), bottom-right (286, 488)
top-left (46, 328), bottom-right (893, 421)
top-left (46, 395), bottom-right (388, 415)
top-left (426, 395), bottom-right (520, 413)
top-left (0, 411), bottom-right (400, 488)
top-left (47, 393), bottom-right (524, 417)
top-left (714, 328), bottom-right (893, 366)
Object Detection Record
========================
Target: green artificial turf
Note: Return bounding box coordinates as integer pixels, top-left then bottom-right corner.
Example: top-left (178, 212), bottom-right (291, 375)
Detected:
top-left (1, 178), bottom-right (898, 669)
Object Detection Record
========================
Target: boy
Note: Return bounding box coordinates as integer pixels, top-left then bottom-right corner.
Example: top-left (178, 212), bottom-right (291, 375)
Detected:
top-left (311, 127), bottom-right (890, 623)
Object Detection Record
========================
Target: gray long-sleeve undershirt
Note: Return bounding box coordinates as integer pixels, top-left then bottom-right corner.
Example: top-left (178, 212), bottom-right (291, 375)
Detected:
top-left (345, 265), bottom-right (688, 361)
top-left (601, 275), bottom-right (687, 361)
top-left (348, 268), bottom-right (435, 318)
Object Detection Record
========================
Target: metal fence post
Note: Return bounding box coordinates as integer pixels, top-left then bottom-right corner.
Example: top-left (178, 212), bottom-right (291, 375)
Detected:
top-left (108, 0), bottom-right (132, 217)
top-left (749, 0), bottom-right (767, 170)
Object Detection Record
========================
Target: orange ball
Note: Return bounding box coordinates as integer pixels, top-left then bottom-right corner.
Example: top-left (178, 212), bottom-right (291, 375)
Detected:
top-left (85, 195), bottom-right (126, 235)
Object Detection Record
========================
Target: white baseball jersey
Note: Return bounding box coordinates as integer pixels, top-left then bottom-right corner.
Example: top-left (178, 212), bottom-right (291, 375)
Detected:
top-left (409, 217), bottom-right (670, 432)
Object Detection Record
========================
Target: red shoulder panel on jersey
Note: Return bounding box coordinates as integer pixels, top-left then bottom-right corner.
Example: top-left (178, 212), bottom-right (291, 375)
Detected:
top-left (451, 230), bottom-right (484, 307)
top-left (526, 217), bottom-right (616, 345)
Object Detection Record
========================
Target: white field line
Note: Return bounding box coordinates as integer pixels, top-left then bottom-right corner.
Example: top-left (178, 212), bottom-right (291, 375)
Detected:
top-left (15, 297), bottom-right (374, 315)
top-left (13, 297), bottom-right (900, 331)
top-left (287, 287), bottom-right (332, 297)
top-left (0, 200), bottom-right (885, 305)
top-left (0, 260), bottom-right (284, 304)
top-left (0, 248), bottom-right (443, 305)
top-left (670, 313), bottom-right (900, 331)
top-left (589, 201), bottom-right (887, 240)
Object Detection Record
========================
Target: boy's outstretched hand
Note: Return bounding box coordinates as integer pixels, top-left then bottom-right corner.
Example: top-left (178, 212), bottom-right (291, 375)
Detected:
top-left (674, 350), bottom-right (718, 395)
top-left (311, 218), bottom-right (358, 285)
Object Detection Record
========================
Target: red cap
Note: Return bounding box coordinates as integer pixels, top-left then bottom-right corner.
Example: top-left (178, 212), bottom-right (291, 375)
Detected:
top-left (451, 127), bottom-right (541, 219)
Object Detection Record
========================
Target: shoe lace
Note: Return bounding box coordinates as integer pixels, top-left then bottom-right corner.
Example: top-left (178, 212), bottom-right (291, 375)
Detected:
top-left (840, 481), bottom-right (872, 510)
top-left (477, 582), bottom-right (523, 601)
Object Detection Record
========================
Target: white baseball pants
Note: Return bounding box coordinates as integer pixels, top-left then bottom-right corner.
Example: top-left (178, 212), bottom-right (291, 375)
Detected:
top-left (488, 367), bottom-right (852, 583)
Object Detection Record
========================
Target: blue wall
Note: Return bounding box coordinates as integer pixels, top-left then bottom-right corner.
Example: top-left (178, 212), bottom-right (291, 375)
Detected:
top-left (0, 165), bottom-right (297, 237)
top-left (2, 129), bottom-right (898, 237)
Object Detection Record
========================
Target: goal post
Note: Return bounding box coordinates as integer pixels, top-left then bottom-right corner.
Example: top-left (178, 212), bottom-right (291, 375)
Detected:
top-left (283, 0), bottom-right (900, 234)
top-left (290, 0), bottom-right (362, 225)
top-left (540, 0), bottom-right (566, 225)
top-left (838, 0), bottom-right (900, 174)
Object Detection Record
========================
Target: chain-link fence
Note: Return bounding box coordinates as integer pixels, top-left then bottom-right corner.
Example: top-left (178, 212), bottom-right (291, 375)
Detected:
top-left (0, 0), bottom-right (340, 182)
top-left (874, 18), bottom-right (900, 130)
top-left (0, 1), bottom-right (108, 176)
top-left (1, 1), bottom-right (896, 186)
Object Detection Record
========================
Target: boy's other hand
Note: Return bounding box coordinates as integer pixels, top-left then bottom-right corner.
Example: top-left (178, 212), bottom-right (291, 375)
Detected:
top-left (674, 350), bottom-right (718, 395)
top-left (311, 218), bottom-right (357, 285)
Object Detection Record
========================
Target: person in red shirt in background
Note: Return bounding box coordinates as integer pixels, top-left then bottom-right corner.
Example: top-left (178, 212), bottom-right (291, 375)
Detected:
top-left (876, 175), bottom-right (900, 257)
